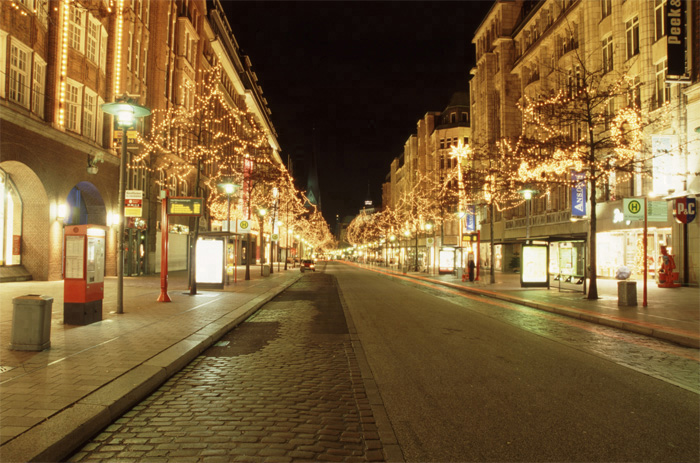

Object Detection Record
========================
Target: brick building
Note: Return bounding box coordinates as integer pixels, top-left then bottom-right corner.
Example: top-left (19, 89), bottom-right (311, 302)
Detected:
top-left (0, 0), bottom-right (280, 281)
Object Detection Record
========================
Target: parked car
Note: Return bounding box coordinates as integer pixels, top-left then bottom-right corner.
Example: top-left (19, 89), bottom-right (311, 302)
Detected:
top-left (300, 259), bottom-right (315, 272)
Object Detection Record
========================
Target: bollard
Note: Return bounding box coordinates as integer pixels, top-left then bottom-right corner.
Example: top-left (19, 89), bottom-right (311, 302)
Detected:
top-left (10, 295), bottom-right (53, 351)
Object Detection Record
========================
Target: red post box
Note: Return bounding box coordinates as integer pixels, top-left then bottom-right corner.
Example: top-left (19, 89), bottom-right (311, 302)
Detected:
top-left (64, 225), bottom-right (107, 324)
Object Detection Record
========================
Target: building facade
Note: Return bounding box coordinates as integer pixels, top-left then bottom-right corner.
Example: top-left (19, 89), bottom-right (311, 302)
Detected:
top-left (470, 0), bottom-right (699, 285)
top-left (0, 0), bottom-right (282, 282)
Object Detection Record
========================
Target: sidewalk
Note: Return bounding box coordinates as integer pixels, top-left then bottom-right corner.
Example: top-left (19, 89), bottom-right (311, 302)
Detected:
top-left (0, 265), bottom-right (303, 462)
top-left (361, 263), bottom-right (700, 349)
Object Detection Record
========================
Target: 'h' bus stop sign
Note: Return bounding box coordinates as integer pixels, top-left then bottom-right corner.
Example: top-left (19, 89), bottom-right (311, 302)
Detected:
top-left (674, 197), bottom-right (696, 224)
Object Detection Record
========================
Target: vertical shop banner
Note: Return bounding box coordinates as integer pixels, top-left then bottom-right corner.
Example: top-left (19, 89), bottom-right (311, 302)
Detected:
top-left (571, 170), bottom-right (586, 217)
top-left (465, 205), bottom-right (476, 232)
top-left (665, 0), bottom-right (687, 76)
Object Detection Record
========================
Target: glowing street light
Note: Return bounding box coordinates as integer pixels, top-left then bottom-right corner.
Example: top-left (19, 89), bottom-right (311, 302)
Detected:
top-left (101, 96), bottom-right (151, 314)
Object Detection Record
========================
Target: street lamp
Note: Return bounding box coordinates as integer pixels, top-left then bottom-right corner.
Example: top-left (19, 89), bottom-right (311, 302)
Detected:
top-left (101, 96), bottom-right (151, 314)
top-left (518, 188), bottom-right (538, 242)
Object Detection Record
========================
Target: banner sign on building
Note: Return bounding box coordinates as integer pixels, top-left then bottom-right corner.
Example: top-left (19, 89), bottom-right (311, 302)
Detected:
top-left (674, 197), bottom-right (696, 224)
top-left (571, 170), bottom-right (586, 217)
top-left (665, 0), bottom-right (687, 76)
top-left (465, 205), bottom-right (476, 232)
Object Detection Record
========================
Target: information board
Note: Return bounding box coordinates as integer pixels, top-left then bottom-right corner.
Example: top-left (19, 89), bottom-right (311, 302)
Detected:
top-left (167, 197), bottom-right (203, 216)
top-left (65, 235), bottom-right (85, 279)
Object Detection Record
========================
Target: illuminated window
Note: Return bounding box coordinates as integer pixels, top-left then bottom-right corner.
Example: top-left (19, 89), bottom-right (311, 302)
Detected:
top-left (96, 97), bottom-right (104, 145)
top-left (99, 28), bottom-right (108, 70)
top-left (1, 31), bottom-right (9, 99)
top-left (66, 79), bottom-right (83, 132)
top-left (625, 16), bottom-right (639, 60)
top-left (69, 5), bottom-right (85, 53)
top-left (655, 0), bottom-right (666, 41)
top-left (142, 39), bottom-right (148, 81)
top-left (83, 88), bottom-right (96, 139)
top-left (9, 40), bottom-right (30, 108)
top-left (86, 15), bottom-right (100, 63)
top-left (602, 35), bottom-right (613, 73)
top-left (32, 57), bottom-right (46, 118)
top-left (127, 28), bottom-right (133, 70)
top-left (655, 59), bottom-right (670, 107)
top-left (135, 39), bottom-right (140, 77)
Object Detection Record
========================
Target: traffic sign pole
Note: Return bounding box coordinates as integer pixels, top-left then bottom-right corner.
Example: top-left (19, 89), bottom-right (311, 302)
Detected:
top-left (643, 197), bottom-right (647, 307)
top-left (157, 191), bottom-right (171, 302)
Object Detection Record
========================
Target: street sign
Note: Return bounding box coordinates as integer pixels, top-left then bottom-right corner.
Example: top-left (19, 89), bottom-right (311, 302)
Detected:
top-left (426, 237), bottom-right (435, 247)
top-left (623, 198), bottom-right (643, 221)
top-left (236, 220), bottom-right (251, 234)
top-left (674, 197), bottom-right (696, 224)
top-left (124, 190), bottom-right (143, 217)
top-left (271, 233), bottom-right (279, 242)
top-left (623, 198), bottom-right (666, 222)
top-left (167, 197), bottom-right (203, 216)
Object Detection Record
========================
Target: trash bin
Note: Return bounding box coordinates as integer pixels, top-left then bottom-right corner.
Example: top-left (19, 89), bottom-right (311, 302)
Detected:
top-left (617, 281), bottom-right (637, 307)
top-left (262, 265), bottom-right (270, 276)
top-left (456, 268), bottom-right (464, 280)
top-left (10, 295), bottom-right (53, 351)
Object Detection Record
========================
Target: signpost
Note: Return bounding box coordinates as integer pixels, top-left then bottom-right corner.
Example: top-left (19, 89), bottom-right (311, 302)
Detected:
top-left (125, 190), bottom-right (143, 217)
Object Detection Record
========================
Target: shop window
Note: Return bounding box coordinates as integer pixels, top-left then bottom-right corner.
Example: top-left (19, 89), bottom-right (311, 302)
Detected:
top-left (0, 169), bottom-right (23, 266)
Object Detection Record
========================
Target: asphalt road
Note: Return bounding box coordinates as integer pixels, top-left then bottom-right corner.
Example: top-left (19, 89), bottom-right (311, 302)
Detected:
top-left (331, 262), bottom-right (700, 462)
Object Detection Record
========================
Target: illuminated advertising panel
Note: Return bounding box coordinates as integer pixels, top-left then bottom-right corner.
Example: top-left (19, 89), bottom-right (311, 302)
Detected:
top-left (196, 238), bottom-right (224, 288)
top-left (521, 244), bottom-right (549, 288)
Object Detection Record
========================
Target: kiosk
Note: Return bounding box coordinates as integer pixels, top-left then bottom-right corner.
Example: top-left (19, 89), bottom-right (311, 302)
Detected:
top-left (64, 225), bottom-right (106, 324)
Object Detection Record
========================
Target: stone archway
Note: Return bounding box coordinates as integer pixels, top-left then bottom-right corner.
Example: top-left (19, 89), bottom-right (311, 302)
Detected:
top-left (65, 181), bottom-right (107, 226)
top-left (0, 161), bottom-right (51, 281)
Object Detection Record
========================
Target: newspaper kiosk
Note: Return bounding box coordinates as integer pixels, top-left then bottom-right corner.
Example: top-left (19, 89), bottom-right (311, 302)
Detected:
top-left (64, 225), bottom-right (107, 324)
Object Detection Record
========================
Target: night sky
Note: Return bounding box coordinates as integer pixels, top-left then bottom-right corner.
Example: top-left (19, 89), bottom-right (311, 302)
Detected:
top-left (223, 1), bottom-right (494, 226)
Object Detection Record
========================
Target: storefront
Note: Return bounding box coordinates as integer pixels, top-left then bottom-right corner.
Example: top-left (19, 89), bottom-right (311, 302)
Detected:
top-left (597, 227), bottom-right (672, 279)
top-left (0, 169), bottom-right (22, 267)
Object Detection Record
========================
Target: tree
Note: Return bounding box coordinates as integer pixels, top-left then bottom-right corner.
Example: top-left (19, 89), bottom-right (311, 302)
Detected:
top-left (498, 49), bottom-right (666, 299)
top-left (137, 65), bottom-right (268, 289)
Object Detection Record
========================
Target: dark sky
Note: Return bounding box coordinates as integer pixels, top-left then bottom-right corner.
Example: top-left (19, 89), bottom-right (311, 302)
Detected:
top-left (223, 1), bottom-right (493, 226)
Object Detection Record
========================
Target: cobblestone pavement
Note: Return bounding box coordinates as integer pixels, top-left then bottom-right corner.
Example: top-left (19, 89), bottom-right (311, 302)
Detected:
top-left (419, 281), bottom-right (700, 394)
top-left (68, 273), bottom-right (387, 462)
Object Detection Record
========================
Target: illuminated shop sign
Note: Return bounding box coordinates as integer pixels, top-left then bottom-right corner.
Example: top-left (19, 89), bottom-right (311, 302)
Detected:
top-left (665, 0), bottom-right (687, 76)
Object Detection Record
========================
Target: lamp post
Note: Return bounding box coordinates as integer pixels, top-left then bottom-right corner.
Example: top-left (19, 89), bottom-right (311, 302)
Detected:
top-left (101, 96), bottom-right (151, 314)
top-left (518, 188), bottom-right (538, 243)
